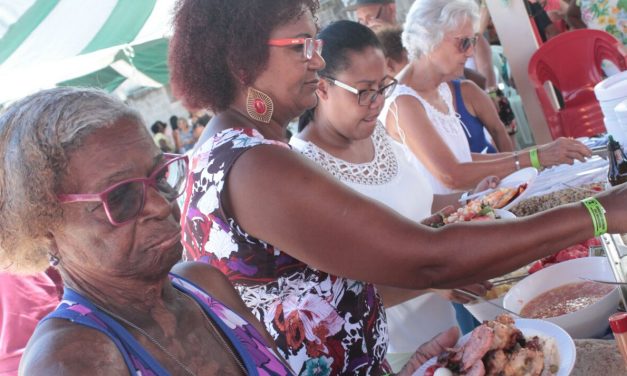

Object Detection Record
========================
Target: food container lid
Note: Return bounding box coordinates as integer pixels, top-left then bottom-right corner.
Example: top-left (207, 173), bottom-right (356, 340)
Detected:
top-left (615, 99), bottom-right (627, 114)
top-left (595, 71), bottom-right (627, 102)
top-left (609, 312), bottom-right (627, 333)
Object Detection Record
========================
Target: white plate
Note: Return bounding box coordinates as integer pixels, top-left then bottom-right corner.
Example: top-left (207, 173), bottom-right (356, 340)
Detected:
top-left (497, 167), bottom-right (538, 210)
top-left (412, 318), bottom-right (575, 376)
top-left (494, 209), bottom-right (516, 220)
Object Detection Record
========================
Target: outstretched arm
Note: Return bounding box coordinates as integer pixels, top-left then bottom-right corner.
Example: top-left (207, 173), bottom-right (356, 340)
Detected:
top-left (223, 143), bottom-right (625, 290)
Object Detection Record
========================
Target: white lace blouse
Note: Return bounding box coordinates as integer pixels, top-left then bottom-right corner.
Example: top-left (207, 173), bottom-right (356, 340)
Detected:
top-left (380, 82), bottom-right (472, 194)
top-left (290, 124), bottom-right (458, 357)
top-left (290, 123), bottom-right (433, 222)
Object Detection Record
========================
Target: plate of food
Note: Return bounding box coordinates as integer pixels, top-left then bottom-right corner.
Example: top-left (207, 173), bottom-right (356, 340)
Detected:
top-left (497, 168), bottom-right (538, 210)
top-left (462, 168), bottom-right (536, 212)
top-left (413, 314), bottom-right (575, 376)
top-left (441, 204), bottom-right (517, 225)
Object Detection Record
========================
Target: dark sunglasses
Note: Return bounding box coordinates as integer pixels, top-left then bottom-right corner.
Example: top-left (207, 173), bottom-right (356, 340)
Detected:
top-left (57, 154), bottom-right (189, 227)
top-left (455, 35), bottom-right (478, 53)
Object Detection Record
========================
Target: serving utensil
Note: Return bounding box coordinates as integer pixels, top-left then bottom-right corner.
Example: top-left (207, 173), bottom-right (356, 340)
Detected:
top-left (458, 187), bottom-right (496, 203)
top-left (578, 277), bottom-right (627, 286)
top-left (453, 288), bottom-right (521, 318)
top-left (490, 274), bottom-right (527, 286)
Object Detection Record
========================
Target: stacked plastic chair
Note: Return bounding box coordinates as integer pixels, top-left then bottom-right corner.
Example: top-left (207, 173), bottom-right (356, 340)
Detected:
top-left (528, 29), bottom-right (626, 139)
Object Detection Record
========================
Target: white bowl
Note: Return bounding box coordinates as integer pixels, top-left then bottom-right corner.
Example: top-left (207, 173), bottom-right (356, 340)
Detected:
top-left (503, 257), bottom-right (620, 338)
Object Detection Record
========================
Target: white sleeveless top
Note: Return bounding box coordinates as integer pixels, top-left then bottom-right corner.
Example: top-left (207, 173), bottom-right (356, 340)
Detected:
top-left (290, 123), bottom-right (458, 357)
top-left (379, 82), bottom-right (473, 194)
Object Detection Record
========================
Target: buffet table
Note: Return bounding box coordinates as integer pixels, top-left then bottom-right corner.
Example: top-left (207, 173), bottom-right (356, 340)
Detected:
top-left (573, 339), bottom-right (625, 375)
top-left (511, 158), bottom-right (627, 375)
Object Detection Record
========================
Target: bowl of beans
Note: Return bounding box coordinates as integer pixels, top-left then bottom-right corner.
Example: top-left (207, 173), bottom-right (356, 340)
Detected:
top-left (503, 257), bottom-right (620, 338)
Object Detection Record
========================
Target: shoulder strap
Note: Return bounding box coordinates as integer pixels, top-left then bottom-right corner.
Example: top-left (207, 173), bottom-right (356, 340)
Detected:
top-left (451, 80), bottom-right (463, 110)
top-left (43, 288), bottom-right (171, 375)
top-left (385, 85), bottom-right (425, 147)
top-left (170, 274), bottom-right (263, 376)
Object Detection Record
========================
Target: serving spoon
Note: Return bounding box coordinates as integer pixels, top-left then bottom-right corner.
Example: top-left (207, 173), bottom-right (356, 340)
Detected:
top-left (579, 277), bottom-right (627, 286)
top-left (453, 288), bottom-right (522, 318)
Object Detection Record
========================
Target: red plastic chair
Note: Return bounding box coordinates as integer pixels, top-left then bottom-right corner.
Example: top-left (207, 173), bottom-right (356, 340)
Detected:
top-left (528, 29), bottom-right (627, 139)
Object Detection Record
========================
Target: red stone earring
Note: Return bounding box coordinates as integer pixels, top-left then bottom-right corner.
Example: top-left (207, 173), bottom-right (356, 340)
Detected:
top-left (246, 87), bottom-right (274, 123)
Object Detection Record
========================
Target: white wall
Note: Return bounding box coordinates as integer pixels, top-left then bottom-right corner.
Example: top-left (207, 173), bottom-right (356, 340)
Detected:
top-left (125, 87), bottom-right (189, 131)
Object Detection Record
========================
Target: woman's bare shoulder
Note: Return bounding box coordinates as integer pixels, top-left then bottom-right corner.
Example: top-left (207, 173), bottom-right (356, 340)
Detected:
top-left (21, 319), bottom-right (128, 375)
top-left (171, 262), bottom-right (249, 316)
top-left (459, 79), bottom-right (485, 97)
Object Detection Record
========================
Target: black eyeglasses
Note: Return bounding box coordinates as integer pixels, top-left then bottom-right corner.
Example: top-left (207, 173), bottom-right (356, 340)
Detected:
top-left (454, 35), bottom-right (478, 53)
top-left (322, 75), bottom-right (398, 106)
top-left (57, 154), bottom-right (189, 226)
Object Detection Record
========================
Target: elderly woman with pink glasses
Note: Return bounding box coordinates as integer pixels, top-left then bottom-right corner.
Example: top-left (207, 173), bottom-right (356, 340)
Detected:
top-left (380, 0), bottom-right (591, 195)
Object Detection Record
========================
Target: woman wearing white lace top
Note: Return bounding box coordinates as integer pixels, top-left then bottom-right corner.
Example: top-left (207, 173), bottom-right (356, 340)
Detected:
top-left (291, 20), bottom-right (493, 371)
top-left (379, 0), bottom-right (592, 194)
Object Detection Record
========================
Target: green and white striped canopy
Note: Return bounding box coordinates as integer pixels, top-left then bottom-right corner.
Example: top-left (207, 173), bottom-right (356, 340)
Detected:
top-left (0, 0), bottom-right (176, 104)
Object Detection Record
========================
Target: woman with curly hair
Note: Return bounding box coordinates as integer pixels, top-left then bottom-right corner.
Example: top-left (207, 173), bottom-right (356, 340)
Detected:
top-left (170, 0), bottom-right (627, 375)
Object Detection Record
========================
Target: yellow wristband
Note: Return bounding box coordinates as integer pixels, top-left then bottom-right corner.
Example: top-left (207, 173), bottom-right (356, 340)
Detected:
top-left (581, 197), bottom-right (607, 237)
top-left (529, 148), bottom-right (541, 170)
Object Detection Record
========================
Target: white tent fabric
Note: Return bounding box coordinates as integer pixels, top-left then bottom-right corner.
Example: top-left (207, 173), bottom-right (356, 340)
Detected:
top-left (0, 0), bottom-right (176, 104)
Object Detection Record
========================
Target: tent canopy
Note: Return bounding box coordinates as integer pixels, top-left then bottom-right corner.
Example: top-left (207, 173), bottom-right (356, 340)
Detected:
top-left (0, 0), bottom-right (175, 104)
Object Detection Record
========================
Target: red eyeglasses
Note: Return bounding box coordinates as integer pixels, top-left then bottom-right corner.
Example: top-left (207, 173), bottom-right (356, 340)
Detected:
top-left (57, 154), bottom-right (189, 227)
top-left (267, 37), bottom-right (323, 60)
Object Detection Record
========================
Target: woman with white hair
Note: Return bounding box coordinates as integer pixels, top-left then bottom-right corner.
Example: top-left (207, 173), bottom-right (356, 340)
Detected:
top-left (379, 0), bottom-right (591, 194)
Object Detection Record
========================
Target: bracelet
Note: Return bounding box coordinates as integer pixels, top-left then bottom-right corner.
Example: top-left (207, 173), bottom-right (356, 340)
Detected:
top-left (581, 197), bottom-right (608, 237)
top-left (529, 147), bottom-right (541, 170)
top-left (513, 151), bottom-right (520, 170)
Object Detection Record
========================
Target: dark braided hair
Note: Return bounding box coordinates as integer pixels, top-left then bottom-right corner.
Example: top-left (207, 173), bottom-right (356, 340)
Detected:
top-left (298, 20), bottom-right (382, 131)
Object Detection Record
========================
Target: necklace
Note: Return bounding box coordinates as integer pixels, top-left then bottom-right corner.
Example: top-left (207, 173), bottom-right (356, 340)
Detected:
top-left (93, 289), bottom-right (248, 376)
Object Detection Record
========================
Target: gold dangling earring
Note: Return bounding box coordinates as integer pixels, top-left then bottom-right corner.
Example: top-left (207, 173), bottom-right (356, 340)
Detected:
top-left (246, 87), bottom-right (274, 124)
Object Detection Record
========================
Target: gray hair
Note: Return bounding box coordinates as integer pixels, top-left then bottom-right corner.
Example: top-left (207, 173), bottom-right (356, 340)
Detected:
top-left (0, 87), bottom-right (143, 273)
top-left (402, 0), bottom-right (479, 60)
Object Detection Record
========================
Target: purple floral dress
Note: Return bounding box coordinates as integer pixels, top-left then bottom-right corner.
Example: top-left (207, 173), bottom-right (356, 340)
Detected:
top-left (180, 128), bottom-right (390, 376)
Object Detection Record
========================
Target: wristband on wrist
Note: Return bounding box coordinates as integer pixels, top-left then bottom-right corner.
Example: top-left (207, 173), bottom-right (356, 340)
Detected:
top-left (529, 147), bottom-right (541, 170)
top-left (513, 151), bottom-right (520, 170)
top-left (581, 197), bottom-right (607, 237)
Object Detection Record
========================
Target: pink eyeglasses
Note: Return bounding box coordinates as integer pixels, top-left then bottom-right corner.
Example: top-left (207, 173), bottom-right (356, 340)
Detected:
top-left (267, 37), bottom-right (324, 60)
top-left (57, 154), bottom-right (189, 227)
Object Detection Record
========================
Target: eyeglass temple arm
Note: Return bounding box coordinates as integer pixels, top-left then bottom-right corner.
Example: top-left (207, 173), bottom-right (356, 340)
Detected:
top-left (57, 193), bottom-right (102, 202)
top-left (329, 79), bottom-right (359, 95)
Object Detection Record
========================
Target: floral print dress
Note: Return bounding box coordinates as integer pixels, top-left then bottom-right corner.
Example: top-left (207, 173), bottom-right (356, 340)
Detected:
top-left (578, 0), bottom-right (627, 44)
top-left (180, 128), bottom-right (390, 376)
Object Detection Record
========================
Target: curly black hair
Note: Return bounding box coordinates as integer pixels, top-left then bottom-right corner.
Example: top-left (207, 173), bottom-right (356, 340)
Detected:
top-left (169, 0), bottom-right (320, 112)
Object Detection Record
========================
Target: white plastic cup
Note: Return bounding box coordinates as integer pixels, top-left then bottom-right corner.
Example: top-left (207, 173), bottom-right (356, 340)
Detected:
top-left (616, 99), bottom-right (627, 148)
top-left (595, 71), bottom-right (627, 132)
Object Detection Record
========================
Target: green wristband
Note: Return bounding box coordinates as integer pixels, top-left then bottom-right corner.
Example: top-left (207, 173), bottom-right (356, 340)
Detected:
top-left (529, 147), bottom-right (541, 170)
top-left (581, 197), bottom-right (607, 237)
